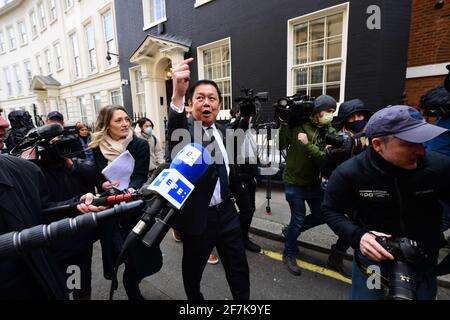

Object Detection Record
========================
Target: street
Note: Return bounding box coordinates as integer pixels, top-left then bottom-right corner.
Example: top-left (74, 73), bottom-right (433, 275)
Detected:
top-left (89, 233), bottom-right (450, 300)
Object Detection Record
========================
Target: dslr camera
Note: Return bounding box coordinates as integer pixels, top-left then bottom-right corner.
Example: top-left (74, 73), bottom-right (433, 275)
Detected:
top-left (274, 94), bottom-right (315, 126)
top-left (234, 88), bottom-right (269, 118)
top-left (375, 236), bottom-right (428, 300)
top-left (317, 131), bottom-right (365, 156)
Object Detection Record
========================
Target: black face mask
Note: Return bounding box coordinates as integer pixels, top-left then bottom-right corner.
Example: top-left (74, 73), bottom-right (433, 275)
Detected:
top-left (345, 119), bottom-right (367, 133)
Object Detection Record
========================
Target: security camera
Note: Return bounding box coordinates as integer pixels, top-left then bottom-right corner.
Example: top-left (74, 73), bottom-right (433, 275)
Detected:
top-left (435, 0), bottom-right (445, 9)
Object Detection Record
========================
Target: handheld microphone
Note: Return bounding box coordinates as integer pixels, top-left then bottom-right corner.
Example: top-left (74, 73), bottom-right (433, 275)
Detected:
top-left (125, 143), bottom-right (212, 247)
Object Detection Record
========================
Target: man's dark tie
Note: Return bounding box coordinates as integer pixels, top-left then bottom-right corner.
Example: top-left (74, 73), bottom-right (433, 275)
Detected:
top-left (206, 126), bottom-right (230, 200)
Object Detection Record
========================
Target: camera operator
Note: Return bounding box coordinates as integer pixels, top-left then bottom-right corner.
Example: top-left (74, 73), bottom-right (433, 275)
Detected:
top-left (4, 110), bottom-right (35, 151)
top-left (279, 94), bottom-right (337, 276)
top-left (227, 104), bottom-right (261, 253)
top-left (420, 85), bottom-right (450, 243)
top-left (322, 105), bottom-right (450, 300)
top-left (0, 154), bottom-right (102, 300)
top-left (22, 111), bottom-right (99, 300)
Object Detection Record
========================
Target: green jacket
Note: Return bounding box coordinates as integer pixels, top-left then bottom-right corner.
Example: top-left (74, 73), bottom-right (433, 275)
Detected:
top-left (278, 121), bottom-right (335, 187)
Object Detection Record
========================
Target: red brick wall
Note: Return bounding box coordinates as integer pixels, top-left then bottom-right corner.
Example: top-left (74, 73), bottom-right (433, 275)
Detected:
top-left (405, 0), bottom-right (449, 107)
top-left (405, 75), bottom-right (446, 107)
top-left (408, 0), bottom-right (450, 67)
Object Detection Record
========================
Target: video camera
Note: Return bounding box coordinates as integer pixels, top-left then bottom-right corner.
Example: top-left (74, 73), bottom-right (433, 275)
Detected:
top-left (274, 94), bottom-right (315, 126)
top-left (11, 123), bottom-right (84, 162)
top-left (375, 236), bottom-right (428, 300)
top-left (234, 88), bottom-right (269, 118)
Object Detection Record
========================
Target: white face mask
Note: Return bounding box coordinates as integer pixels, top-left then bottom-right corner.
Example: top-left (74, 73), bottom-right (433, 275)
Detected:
top-left (318, 112), bottom-right (334, 125)
top-left (144, 127), bottom-right (153, 136)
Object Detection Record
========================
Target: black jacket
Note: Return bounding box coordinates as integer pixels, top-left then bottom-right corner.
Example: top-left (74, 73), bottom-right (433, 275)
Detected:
top-left (0, 155), bottom-right (69, 300)
top-left (167, 108), bottom-right (239, 235)
top-left (322, 147), bottom-right (450, 262)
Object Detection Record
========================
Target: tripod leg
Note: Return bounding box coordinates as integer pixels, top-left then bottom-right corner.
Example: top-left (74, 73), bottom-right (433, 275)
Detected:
top-left (265, 176), bottom-right (272, 215)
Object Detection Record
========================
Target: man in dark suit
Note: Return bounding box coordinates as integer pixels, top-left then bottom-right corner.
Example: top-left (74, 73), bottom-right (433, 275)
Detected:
top-left (167, 58), bottom-right (250, 300)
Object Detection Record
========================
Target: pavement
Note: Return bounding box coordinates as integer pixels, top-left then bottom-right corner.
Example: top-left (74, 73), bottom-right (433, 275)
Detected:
top-left (249, 181), bottom-right (450, 288)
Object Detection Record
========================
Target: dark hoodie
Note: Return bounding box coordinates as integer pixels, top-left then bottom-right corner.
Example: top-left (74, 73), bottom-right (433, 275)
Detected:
top-left (4, 110), bottom-right (35, 150)
top-left (332, 99), bottom-right (372, 131)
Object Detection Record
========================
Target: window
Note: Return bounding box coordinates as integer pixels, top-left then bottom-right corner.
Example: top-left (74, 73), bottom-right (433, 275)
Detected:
top-left (4, 68), bottom-right (12, 96)
top-left (24, 61), bottom-right (32, 89)
top-left (36, 54), bottom-right (43, 75)
top-left (134, 68), bottom-right (146, 113)
top-left (69, 33), bottom-right (81, 78)
top-left (103, 10), bottom-right (116, 66)
top-left (85, 23), bottom-right (97, 73)
top-left (65, 0), bottom-right (73, 10)
top-left (198, 38), bottom-right (232, 110)
top-left (49, 0), bottom-right (57, 22)
top-left (150, 0), bottom-right (166, 23)
top-left (30, 11), bottom-right (38, 38)
top-left (110, 89), bottom-right (122, 105)
top-left (13, 65), bottom-right (22, 95)
top-left (6, 26), bottom-right (16, 50)
top-left (288, 5), bottom-right (347, 102)
top-left (92, 93), bottom-right (102, 114)
top-left (17, 21), bottom-right (28, 44)
top-left (54, 42), bottom-right (63, 70)
top-left (0, 31), bottom-right (5, 53)
top-left (38, 2), bottom-right (47, 30)
top-left (78, 96), bottom-right (88, 124)
top-left (143, 0), bottom-right (167, 29)
top-left (44, 49), bottom-right (52, 74)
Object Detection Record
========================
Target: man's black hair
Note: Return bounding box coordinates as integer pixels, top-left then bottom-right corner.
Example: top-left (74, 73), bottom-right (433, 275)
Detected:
top-left (420, 85), bottom-right (450, 111)
top-left (187, 80), bottom-right (223, 103)
top-left (137, 117), bottom-right (154, 129)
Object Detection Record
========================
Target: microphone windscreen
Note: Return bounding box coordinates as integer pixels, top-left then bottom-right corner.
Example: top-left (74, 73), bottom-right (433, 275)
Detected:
top-left (37, 123), bottom-right (64, 140)
top-left (170, 143), bottom-right (211, 184)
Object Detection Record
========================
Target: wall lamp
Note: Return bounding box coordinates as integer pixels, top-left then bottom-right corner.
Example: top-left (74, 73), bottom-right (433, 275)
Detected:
top-left (106, 51), bottom-right (119, 61)
top-left (435, 0), bottom-right (445, 9)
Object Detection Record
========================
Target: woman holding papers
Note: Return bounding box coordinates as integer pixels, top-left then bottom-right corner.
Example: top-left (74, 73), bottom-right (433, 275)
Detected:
top-left (89, 105), bottom-right (162, 300)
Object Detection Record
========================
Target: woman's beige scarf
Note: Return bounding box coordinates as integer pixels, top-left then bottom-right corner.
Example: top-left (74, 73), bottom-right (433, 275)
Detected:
top-left (99, 128), bottom-right (134, 164)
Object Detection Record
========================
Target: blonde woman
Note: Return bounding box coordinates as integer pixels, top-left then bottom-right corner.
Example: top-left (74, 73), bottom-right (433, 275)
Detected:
top-left (90, 105), bottom-right (162, 300)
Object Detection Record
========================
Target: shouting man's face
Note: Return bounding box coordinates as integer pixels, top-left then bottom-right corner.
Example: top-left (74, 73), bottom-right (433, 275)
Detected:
top-left (190, 84), bottom-right (221, 127)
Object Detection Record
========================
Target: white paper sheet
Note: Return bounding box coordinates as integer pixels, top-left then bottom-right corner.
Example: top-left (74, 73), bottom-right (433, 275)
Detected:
top-left (101, 150), bottom-right (135, 191)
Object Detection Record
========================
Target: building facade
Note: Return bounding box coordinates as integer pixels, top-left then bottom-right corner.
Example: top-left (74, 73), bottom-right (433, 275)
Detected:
top-left (405, 0), bottom-right (450, 107)
top-left (114, 0), bottom-right (412, 142)
top-left (0, 0), bottom-right (122, 125)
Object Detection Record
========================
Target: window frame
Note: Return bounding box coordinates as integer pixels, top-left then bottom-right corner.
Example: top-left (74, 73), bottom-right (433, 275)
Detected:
top-left (29, 10), bottom-right (38, 39)
top-left (92, 92), bottom-right (102, 115)
top-left (43, 47), bottom-right (52, 75)
top-left (286, 3), bottom-right (349, 103)
top-left (69, 32), bottom-right (81, 79)
top-left (48, 0), bottom-right (57, 23)
top-left (4, 67), bottom-right (12, 97)
top-left (197, 37), bottom-right (232, 116)
top-left (17, 20), bottom-right (28, 45)
top-left (13, 64), bottom-right (22, 95)
top-left (142, 0), bottom-right (167, 30)
top-left (23, 60), bottom-right (33, 90)
top-left (36, 53), bottom-right (43, 75)
top-left (0, 31), bottom-right (5, 54)
top-left (84, 22), bottom-right (98, 74)
top-left (53, 41), bottom-right (63, 71)
top-left (37, 1), bottom-right (47, 32)
top-left (102, 8), bottom-right (117, 67)
top-left (6, 25), bottom-right (16, 51)
top-left (110, 88), bottom-right (123, 106)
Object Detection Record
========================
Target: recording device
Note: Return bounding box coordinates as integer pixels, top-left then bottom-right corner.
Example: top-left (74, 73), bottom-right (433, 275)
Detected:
top-left (375, 236), bottom-right (428, 300)
top-left (234, 88), bottom-right (269, 117)
top-left (10, 123), bottom-right (84, 162)
top-left (0, 200), bottom-right (144, 259)
top-left (274, 94), bottom-right (315, 126)
top-left (317, 131), bottom-right (364, 156)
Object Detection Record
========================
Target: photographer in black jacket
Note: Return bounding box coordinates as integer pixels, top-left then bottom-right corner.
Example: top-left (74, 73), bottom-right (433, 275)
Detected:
top-left (323, 105), bottom-right (450, 300)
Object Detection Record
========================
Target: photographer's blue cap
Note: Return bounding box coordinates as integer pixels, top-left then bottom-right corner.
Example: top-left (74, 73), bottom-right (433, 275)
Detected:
top-left (47, 111), bottom-right (64, 121)
top-left (365, 105), bottom-right (448, 143)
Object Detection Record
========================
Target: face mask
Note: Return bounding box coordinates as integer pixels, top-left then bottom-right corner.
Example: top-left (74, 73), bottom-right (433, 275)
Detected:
top-left (346, 119), bottom-right (367, 133)
top-left (144, 127), bottom-right (153, 136)
top-left (318, 112), bottom-right (334, 125)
